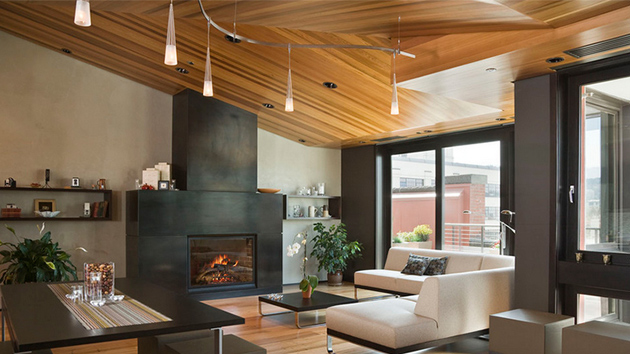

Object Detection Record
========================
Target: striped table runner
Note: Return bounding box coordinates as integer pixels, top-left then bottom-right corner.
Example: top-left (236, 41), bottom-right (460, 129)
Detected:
top-left (48, 283), bottom-right (172, 330)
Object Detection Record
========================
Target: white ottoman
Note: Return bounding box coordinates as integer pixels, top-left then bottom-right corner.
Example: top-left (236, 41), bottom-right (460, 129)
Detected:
top-left (489, 309), bottom-right (574, 354)
top-left (562, 321), bottom-right (630, 354)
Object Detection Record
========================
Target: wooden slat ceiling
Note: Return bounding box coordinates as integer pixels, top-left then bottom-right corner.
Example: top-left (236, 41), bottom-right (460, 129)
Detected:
top-left (2, 0), bottom-right (630, 148)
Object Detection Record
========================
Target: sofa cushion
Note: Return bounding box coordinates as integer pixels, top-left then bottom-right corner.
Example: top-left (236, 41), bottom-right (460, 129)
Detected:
top-left (354, 269), bottom-right (400, 292)
top-left (424, 256), bottom-right (449, 275)
top-left (401, 254), bottom-right (431, 275)
top-left (480, 254), bottom-right (515, 270)
top-left (327, 298), bottom-right (438, 349)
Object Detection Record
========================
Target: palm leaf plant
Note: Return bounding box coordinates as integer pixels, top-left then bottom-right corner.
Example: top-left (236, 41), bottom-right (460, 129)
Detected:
top-left (0, 223), bottom-right (80, 284)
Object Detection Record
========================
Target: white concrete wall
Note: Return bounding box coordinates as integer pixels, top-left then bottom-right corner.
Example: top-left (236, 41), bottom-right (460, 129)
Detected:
top-left (258, 129), bottom-right (341, 284)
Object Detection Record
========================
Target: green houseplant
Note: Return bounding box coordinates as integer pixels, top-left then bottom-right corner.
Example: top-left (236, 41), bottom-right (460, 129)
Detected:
top-left (311, 222), bottom-right (362, 286)
top-left (0, 223), bottom-right (80, 284)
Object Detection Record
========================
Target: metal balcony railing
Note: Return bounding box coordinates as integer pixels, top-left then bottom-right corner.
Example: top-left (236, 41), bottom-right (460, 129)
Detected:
top-left (443, 223), bottom-right (502, 254)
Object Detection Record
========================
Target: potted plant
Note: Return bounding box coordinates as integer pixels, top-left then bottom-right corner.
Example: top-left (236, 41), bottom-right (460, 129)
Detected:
top-left (1, 223), bottom-right (83, 284)
top-left (393, 224), bottom-right (433, 249)
top-left (286, 231), bottom-right (318, 298)
top-left (311, 222), bottom-right (362, 286)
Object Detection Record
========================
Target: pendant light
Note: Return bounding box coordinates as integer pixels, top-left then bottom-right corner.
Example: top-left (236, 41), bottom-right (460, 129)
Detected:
top-left (391, 52), bottom-right (399, 115)
top-left (391, 16), bottom-right (401, 115)
top-left (164, 0), bottom-right (177, 66)
top-left (74, 0), bottom-right (91, 27)
top-left (285, 44), bottom-right (294, 112)
top-left (203, 21), bottom-right (213, 97)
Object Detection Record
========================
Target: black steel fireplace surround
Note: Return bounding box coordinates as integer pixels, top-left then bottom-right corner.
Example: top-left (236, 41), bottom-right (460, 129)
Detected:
top-left (126, 90), bottom-right (283, 300)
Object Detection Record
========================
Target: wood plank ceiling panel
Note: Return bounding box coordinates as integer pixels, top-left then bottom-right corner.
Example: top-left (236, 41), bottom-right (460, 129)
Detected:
top-left (2, 1), bottom-right (630, 148)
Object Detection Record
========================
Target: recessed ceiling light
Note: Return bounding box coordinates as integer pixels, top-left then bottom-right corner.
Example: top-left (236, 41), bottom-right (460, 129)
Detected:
top-left (359, 141), bottom-right (366, 144)
top-left (323, 82), bottom-right (338, 89)
top-left (424, 130), bottom-right (433, 133)
top-left (187, 61), bottom-right (195, 65)
top-left (61, 48), bottom-right (72, 54)
top-left (225, 35), bottom-right (242, 44)
top-left (496, 118), bottom-right (507, 121)
top-left (175, 67), bottom-right (189, 74)
top-left (262, 103), bottom-right (274, 109)
top-left (485, 68), bottom-right (497, 73)
top-left (546, 57), bottom-right (564, 64)
top-left (298, 139), bottom-right (306, 143)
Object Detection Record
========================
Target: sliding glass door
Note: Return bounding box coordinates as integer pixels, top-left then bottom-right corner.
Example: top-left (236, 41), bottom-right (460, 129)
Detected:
top-left (443, 141), bottom-right (502, 254)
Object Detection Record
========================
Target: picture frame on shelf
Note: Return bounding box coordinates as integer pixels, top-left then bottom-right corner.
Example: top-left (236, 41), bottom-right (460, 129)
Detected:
top-left (158, 180), bottom-right (169, 190)
top-left (34, 199), bottom-right (56, 212)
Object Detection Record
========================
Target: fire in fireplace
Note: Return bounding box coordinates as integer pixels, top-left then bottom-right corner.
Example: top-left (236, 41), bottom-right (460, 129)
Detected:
top-left (189, 236), bottom-right (255, 288)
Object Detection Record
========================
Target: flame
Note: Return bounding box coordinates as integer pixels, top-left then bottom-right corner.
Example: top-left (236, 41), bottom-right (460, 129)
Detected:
top-left (210, 254), bottom-right (230, 268)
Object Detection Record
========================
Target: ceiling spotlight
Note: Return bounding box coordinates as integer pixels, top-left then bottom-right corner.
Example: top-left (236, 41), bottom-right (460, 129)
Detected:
top-left (546, 57), bottom-right (564, 64)
top-left (485, 68), bottom-right (497, 73)
top-left (359, 141), bottom-right (366, 144)
top-left (323, 82), bottom-right (338, 89)
top-left (61, 48), bottom-right (72, 54)
top-left (175, 67), bottom-right (189, 74)
top-left (262, 103), bottom-right (274, 109)
top-left (298, 139), bottom-right (306, 143)
top-left (225, 35), bottom-right (242, 43)
top-left (496, 118), bottom-right (508, 121)
top-left (424, 130), bottom-right (433, 133)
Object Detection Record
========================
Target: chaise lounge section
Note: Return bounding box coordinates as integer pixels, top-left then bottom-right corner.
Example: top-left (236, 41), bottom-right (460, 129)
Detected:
top-left (326, 247), bottom-right (515, 353)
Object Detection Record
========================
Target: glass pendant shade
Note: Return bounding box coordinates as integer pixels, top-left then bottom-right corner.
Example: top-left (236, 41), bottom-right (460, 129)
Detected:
top-left (203, 47), bottom-right (213, 97)
top-left (391, 74), bottom-right (399, 115)
top-left (74, 0), bottom-right (91, 27)
top-left (285, 69), bottom-right (294, 112)
top-left (164, 2), bottom-right (177, 66)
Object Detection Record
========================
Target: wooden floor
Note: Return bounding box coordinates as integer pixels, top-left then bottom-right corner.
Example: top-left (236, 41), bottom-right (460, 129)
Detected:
top-left (46, 283), bottom-right (488, 354)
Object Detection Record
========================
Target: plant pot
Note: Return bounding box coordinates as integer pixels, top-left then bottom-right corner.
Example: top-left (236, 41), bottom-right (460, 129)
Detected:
top-left (302, 284), bottom-right (312, 299)
top-left (392, 241), bottom-right (433, 249)
top-left (327, 270), bottom-right (343, 286)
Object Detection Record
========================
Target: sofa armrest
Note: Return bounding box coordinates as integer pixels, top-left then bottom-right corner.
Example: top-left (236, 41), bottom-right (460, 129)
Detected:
top-left (414, 267), bottom-right (514, 339)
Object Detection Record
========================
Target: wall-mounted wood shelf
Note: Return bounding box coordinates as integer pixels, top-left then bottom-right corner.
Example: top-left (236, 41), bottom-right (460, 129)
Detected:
top-left (282, 194), bottom-right (341, 220)
top-left (0, 187), bottom-right (112, 221)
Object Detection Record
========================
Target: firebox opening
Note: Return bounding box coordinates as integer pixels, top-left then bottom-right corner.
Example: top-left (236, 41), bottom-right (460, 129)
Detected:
top-left (188, 235), bottom-right (255, 289)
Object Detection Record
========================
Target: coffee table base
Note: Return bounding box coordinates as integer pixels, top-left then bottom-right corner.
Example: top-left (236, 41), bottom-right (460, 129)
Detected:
top-left (258, 302), bottom-right (324, 328)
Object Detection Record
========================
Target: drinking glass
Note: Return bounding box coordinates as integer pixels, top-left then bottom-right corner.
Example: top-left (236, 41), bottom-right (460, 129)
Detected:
top-left (86, 271), bottom-right (105, 306)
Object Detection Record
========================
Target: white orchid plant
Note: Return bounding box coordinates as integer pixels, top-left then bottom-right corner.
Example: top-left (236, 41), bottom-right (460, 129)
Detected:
top-left (286, 230), bottom-right (318, 293)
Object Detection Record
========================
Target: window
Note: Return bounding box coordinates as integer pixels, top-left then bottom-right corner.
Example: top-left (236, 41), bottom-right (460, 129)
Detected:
top-left (387, 127), bottom-right (514, 255)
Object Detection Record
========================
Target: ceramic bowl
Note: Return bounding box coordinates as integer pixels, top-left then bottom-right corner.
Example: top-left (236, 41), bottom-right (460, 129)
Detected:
top-left (36, 211), bottom-right (61, 218)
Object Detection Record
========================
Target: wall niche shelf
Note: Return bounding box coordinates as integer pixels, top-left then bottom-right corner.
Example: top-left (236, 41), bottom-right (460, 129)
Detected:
top-left (282, 194), bottom-right (341, 220)
top-left (0, 187), bottom-right (112, 221)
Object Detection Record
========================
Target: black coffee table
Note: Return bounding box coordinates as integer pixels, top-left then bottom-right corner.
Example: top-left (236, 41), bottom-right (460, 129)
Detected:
top-left (258, 292), bottom-right (357, 328)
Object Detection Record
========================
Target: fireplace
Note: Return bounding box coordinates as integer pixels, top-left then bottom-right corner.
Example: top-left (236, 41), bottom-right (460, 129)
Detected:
top-left (189, 235), bottom-right (255, 289)
top-left (126, 90), bottom-right (282, 299)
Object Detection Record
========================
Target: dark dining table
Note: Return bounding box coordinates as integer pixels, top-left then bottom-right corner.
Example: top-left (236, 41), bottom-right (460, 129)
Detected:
top-left (1, 278), bottom-right (244, 353)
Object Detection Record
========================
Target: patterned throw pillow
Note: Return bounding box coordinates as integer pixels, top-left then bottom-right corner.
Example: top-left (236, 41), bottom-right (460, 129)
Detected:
top-left (424, 256), bottom-right (449, 275)
top-left (401, 254), bottom-right (432, 275)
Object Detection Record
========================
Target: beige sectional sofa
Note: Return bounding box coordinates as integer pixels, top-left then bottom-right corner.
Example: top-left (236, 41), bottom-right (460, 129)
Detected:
top-left (326, 247), bottom-right (515, 353)
top-left (354, 247), bottom-right (515, 297)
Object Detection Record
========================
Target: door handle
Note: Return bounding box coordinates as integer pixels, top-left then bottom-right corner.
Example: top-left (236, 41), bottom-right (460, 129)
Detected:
top-left (569, 185), bottom-right (575, 204)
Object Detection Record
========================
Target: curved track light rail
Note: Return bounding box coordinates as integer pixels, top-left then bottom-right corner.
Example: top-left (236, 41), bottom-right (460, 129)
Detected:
top-left (196, 0), bottom-right (416, 58)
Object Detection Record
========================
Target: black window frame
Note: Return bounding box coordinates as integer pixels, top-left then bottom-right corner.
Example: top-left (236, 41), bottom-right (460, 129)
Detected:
top-left (379, 125), bottom-right (515, 254)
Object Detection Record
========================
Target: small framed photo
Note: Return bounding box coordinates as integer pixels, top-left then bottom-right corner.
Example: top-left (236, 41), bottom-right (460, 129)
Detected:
top-left (158, 180), bottom-right (169, 190)
top-left (35, 199), bottom-right (56, 212)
